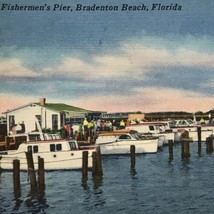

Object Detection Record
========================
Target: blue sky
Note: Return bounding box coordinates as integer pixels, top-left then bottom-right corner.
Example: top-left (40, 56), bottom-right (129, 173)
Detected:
top-left (0, 0), bottom-right (214, 114)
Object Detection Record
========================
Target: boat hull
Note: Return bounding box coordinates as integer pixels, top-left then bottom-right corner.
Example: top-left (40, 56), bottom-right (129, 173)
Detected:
top-left (188, 130), bottom-right (213, 142)
top-left (96, 139), bottom-right (158, 155)
top-left (0, 150), bottom-right (94, 170)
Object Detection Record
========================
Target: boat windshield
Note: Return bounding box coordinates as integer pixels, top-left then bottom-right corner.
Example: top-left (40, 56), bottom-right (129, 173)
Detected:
top-left (187, 119), bottom-right (194, 124)
top-left (130, 133), bottom-right (140, 140)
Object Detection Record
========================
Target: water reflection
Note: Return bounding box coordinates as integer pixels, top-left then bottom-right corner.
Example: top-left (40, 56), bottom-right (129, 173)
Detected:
top-left (181, 158), bottom-right (191, 166)
top-left (24, 187), bottom-right (49, 213)
top-left (130, 167), bottom-right (137, 177)
top-left (12, 185), bottom-right (49, 213)
top-left (81, 176), bottom-right (106, 210)
top-left (92, 176), bottom-right (106, 207)
top-left (81, 177), bottom-right (89, 190)
top-left (93, 176), bottom-right (103, 190)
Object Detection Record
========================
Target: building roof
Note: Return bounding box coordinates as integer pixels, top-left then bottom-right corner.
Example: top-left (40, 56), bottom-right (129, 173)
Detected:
top-left (3, 102), bottom-right (103, 114)
top-left (35, 103), bottom-right (92, 113)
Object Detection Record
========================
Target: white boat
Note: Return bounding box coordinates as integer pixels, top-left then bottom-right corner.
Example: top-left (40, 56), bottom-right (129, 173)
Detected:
top-left (146, 122), bottom-right (176, 145)
top-left (188, 129), bottom-right (213, 142)
top-left (125, 123), bottom-right (170, 147)
top-left (95, 130), bottom-right (158, 154)
top-left (169, 119), bottom-right (214, 142)
top-left (169, 119), bottom-right (198, 132)
top-left (7, 131), bottom-right (62, 141)
top-left (0, 139), bottom-right (96, 171)
top-left (200, 124), bottom-right (214, 132)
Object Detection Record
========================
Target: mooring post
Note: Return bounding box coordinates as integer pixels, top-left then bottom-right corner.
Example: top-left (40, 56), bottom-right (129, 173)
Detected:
top-left (206, 137), bottom-right (213, 153)
top-left (92, 147), bottom-right (103, 177)
top-left (82, 151), bottom-right (88, 180)
top-left (38, 157), bottom-right (45, 189)
top-left (92, 151), bottom-right (98, 177)
top-left (25, 151), bottom-right (37, 189)
top-left (168, 140), bottom-right (173, 160)
top-left (182, 130), bottom-right (189, 139)
top-left (130, 145), bottom-right (136, 168)
top-left (197, 126), bottom-right (202, 155)
top-left (181, 138), bottom-right (190, 159)
top-left (13, 159), bottom-right (21, 194)
top-left (96, 146), bottom-right (103, 176)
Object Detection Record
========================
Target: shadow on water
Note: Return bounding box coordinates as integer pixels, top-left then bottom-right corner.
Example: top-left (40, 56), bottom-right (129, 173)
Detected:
top-left (93, 176), bottom-right (103, 190)
top-left (181, 156), bottom-right (191, 164)
top-left (82, 175), bottom-right (103, 190)
top-left (81, 175), bottom-right (106, 210)
top-left (12, 184), bottom-right (49, 213)
top-left (13, 188), bottom-right (23, 211)
top-left (25, 187), bottom-right (49, 213)
top-left (130, 167), bottom-right (137, 177)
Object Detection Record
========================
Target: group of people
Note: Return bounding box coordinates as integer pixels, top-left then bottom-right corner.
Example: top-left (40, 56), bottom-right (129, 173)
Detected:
top-left (83, 118), bottom-right (130, 133)
top-left (62, 118), bottom-right (133, 141)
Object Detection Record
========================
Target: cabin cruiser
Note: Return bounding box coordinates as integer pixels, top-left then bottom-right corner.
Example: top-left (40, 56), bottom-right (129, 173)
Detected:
top-left (125, 122), bottom-right (175, 146)
top-left (0, 139), bottom-right (96, 170)
top-left (95, 130), bottom-right (159, 155)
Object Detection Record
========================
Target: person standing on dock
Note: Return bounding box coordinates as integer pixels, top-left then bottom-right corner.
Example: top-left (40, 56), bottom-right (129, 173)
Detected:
top-left (120, 120), bottom-right (125, 129)
top-left (65, 123), bottom-right (71, 138)
top-left (88, 120), bottom-right (94, 137)
top-left (83, 118), bottom-right (89, 139)
top-left (200, 118), bottom-right (205, 124)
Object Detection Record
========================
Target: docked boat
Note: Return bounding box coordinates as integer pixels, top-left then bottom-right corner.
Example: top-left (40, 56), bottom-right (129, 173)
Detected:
top-left (0, 139), bottom-right (96, 171)
top-left (200, 124), bottom-right (214, 132)
top-left (125, 122), bottom-right (173, 146)
top-left (7, 131), bottom-right (62, 142)
top-left (188, 129), bottom-right (213, 142)
top-left (95, 130), bottom-right (158, 154)
top-left (169, 119), bottom-right (198, 132)
top-left (169, 119), bottom-right (214, 142)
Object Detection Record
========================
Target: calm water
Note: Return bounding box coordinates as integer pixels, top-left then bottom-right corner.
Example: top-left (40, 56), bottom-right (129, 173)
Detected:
top-left (1, 142), bottom-right (214, 214)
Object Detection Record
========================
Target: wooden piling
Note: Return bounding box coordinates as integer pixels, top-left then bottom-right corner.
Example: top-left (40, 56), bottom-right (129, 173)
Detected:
top-left (96, 147), bottom-right (103, 176)
top-left (181, 138), bottom-right (190, 159)
top-left (82, 151), bottom-right (88, 180)
top-left (13, 159), bottom-right (21, 194)
top-left (197, 126), bottom-right (202, 155)
top-left (92, 147), bottom-right (103, 177)
top-left (25, 152), bottom-right (37, 189)
top-left (206, 137), bottom-right (213, 153)
top-left (130, 145), bottom-right (136, 168)
top-left (38, 157), bottom-right (45, 189)
top-left (168, 140), bottom-right (173, 160)
top-left (181, 130), bottom-right (189, 139)
top-left (92, 151), bottom-right (98, 177)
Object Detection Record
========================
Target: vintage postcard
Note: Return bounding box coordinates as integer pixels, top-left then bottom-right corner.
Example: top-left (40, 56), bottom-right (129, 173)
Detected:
top-left (0, 0), bottom-right (214, 213)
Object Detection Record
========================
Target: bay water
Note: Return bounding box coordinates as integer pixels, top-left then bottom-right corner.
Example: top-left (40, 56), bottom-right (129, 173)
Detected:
top-left (1, 142), bottom-right (214, 214)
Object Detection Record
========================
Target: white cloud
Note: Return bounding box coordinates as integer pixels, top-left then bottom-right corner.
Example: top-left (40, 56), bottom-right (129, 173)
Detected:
top-left (170, 48), bottom-right (214, 68)
top-left (41, 35), bottom-right (214, 81)
top-left (2, 34), bottom-right (213, 81)
top-left (1, 34), bottom-right (213, 114)
top-left (0, 59), bottom-right (39, 77)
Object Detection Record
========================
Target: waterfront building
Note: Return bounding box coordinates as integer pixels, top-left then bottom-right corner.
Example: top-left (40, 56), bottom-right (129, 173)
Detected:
top-left (2, 98), bottom-right (103, 134)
